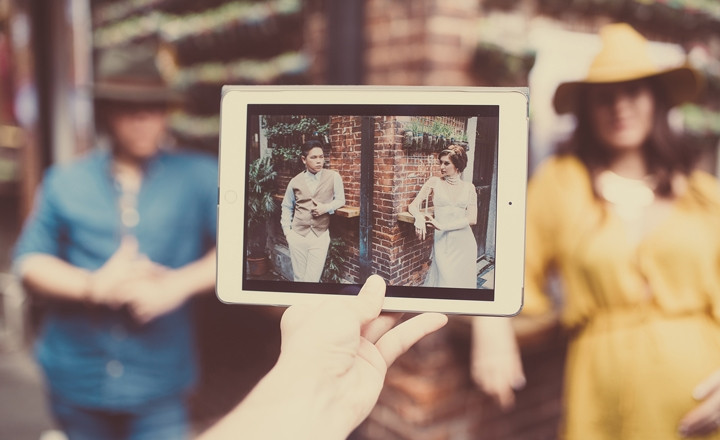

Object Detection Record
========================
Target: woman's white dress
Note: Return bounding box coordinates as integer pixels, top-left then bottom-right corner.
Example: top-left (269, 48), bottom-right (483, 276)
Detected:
top-left (425, 181), bottom-right (478, 288)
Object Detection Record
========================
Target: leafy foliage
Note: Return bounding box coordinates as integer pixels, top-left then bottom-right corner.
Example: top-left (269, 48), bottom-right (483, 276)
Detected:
top-left (247, 156), bottom-right (277, 256)
top-left (321, 236), bottom-right (347, 283)
top-left (262, 115), bottom-right (331, 173)
top-left (402, 118), bottom-right (468, 153)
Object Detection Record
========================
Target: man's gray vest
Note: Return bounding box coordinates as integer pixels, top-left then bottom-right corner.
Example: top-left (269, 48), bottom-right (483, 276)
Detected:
top-left (291, 170), bottom-right (336, 237)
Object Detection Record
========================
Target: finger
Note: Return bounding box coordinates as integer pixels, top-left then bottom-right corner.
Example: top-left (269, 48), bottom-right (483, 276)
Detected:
top-left (280, 302), bottom-right (318, 334)
top-left (680, 394), bottom-right (720, 437)
top-left (512, 369), bottom-right (527, 391)
top-left (472, 368), bottom-right (517, 411)
top-left (362, 312), bottom-right (403, 344)
top-left (480, 375), bottom-right (516, 411)
top-left (129, 308), bottom-right (151, 326)
top-left (694, 370), bottom-right (720, 400)
top-left (679, 410), bottom-right (720, 437)
top-left (496, 387), bottom-right (516, 411)
top-left (131, 259), bottom-right (168, 277)
top-left (375, 312), bottom-right (447, 367)
top-left (353, 275), bottom-right (387, 325)
top-left (127, 299), bottom-right (156, 326)
top-left (680, 371), bottom-right (720, 436)
top-left (114, 235), bottom-right (139, 259)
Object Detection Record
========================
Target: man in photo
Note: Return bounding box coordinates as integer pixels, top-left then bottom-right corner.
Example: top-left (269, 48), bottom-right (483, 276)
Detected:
top-left (280, 140), bottom-right (345, 282)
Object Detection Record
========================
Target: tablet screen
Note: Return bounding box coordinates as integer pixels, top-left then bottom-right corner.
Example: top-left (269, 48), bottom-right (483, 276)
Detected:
top-left (218, 87), bottom-right (527, 315)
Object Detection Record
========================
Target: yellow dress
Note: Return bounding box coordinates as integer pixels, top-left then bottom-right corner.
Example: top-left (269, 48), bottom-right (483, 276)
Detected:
top-left (524, 156), bottom-right (720, 440)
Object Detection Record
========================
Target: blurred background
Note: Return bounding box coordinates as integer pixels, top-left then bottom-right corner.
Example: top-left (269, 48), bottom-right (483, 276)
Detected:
top-left (0, 0), bottom-right (719, 439)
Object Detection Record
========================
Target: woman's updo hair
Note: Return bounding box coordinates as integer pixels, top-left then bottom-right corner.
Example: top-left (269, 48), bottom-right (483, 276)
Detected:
top-left (439, 145), bottom-right (468, 173)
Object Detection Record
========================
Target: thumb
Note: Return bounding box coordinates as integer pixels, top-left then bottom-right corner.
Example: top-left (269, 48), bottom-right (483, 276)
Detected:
top-left (113, 235), bottom-right (139, 260)
top-left (354, 275), bottom-right (387, 325)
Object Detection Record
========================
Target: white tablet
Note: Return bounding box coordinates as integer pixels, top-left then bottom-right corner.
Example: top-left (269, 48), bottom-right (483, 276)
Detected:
top-left (216, 86), bottom-right (528, 316)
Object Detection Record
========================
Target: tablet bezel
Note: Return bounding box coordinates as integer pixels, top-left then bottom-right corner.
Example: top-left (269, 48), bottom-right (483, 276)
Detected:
top-left (216, 86), bottom-right (527, 316)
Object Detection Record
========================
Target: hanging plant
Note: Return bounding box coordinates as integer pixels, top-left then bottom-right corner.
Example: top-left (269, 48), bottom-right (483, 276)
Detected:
top-left (263, 115), bottom-right (330, 173)
top-left (401, 119), bottom-right (468, 154)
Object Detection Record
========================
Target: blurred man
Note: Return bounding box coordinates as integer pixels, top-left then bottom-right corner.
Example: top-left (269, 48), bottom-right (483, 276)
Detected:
top-left (280, 140), bottom-right (345, 282)
top-left (12, 44), bottom-right (217, 439)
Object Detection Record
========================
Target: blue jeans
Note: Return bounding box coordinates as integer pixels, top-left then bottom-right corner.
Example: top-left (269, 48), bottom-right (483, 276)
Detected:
top-left (49, 394), bottom-right (189, 440)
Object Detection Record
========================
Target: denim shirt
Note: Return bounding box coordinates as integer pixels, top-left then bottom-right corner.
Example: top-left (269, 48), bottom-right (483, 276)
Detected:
top-left (13, 148), bottom-right (218, 410)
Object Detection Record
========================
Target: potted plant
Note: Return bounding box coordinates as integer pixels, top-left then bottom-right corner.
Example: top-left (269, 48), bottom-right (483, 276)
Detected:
top-left (321, 236), bottom-right (347, 283)
top-left (246, 156), bottom-right (278, 276)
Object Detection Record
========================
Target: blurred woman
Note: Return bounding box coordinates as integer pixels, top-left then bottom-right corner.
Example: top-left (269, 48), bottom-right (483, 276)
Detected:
top-left (472, 23), bottom-right (720, 439)
top-left (409, 144), bottom-right (478, 288)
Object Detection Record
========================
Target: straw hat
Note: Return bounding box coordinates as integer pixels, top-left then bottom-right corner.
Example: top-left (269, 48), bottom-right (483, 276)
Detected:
top-left (552, 23), bottom-right (703, 114)
top-left (93, 43), bottom-right (184, 105)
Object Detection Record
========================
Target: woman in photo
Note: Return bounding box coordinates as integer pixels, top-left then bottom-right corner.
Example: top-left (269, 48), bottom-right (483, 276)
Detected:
top-left (409, 144), bottom-right (478, 288)
top-left (472, 23), bottom-right (720, 439)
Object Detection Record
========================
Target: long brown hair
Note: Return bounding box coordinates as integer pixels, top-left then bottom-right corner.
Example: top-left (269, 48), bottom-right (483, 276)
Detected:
top-left (556, 77), bottom-right (699, 197)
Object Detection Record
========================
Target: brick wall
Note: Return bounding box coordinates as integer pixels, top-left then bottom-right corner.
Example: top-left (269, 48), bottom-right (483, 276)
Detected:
top-left (328, 115), bottom-right (362, 281)
top-left (327, 114), bottom-right (475, 286)
top-left (364, 0), bottom-right (480, 86)
top-left (327, 114), bottom-right (434, 284)
top-left (372, 115), bottom-right (430, 286)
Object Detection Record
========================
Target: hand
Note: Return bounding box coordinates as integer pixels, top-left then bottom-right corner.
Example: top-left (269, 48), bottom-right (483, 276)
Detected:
top-left (311, 200), bottom-right (329, 217)
top-left (88, 236), bottom-right (166, 308)
top-left (267, 275), bottom-right (448, 439)
top-left (198, 275), bottom-right (447, 440)
top-left (414, 220), bottom-right (427, 240)
top-left (122, 274), bottom-right (189, 325)
top-left (425, 217), bottom-right (441, 231)
top-left (679, 370), bottom-right (720, 437)
top-left (470, 317), bottom-right (525, 411)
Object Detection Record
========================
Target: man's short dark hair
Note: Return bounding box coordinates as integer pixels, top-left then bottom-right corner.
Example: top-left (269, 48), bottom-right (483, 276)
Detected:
top-left (301, 140), bottom-right (324, 157)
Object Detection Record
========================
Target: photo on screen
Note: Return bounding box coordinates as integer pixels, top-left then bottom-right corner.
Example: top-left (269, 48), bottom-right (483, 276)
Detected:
top-left (241, 104), bottom-right (498, 302)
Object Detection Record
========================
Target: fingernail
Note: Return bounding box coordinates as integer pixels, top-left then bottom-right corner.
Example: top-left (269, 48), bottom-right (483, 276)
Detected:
top-left (692, 386), bottom-right (706, 400)
top-left (512, 378), bottom-right (526, 390)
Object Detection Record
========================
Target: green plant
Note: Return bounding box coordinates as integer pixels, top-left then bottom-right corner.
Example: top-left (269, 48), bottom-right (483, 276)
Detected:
top-left (429, 120), bottom-right (455, 139)
top-left (263, 115), bottom-right (330, 172)
top-left (321, 236), bottom-right (347, 283)
top-left (402, 118), bottom-right (468, 153)
top-left (247, 156), bottom-right (278, 257)
top-left (403, 119), bottom-right (426, 135)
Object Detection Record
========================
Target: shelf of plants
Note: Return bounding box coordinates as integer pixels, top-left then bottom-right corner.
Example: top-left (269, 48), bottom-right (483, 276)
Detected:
top-left (91, 0), bottom-right (309, 152)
